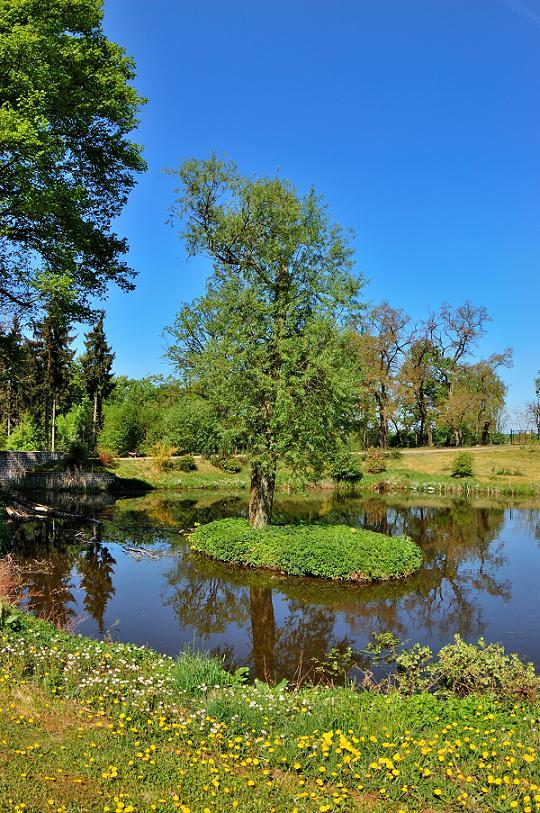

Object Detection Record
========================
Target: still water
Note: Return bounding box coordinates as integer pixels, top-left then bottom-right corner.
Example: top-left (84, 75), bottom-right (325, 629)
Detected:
top-left (2, 490), bottom-right (540, 680)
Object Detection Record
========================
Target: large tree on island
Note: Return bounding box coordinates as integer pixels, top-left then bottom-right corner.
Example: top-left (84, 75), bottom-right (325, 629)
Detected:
top-left (0, 0), bottom-right (146, 319)
top-left (167, 157), bottom-right (363, 528)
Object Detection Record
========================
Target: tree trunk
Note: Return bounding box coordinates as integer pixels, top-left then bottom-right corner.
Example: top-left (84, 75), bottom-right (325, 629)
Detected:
top-left (249, 465), bottom-right (276, 528)
top-left (379, 411), bottom-right (388, 449)
top-left (51, 396), bottom-right (56, 452)
top-left (481, 420), bottom-right (491, 445)
top-left (92, 392), bottom-right (99, 447)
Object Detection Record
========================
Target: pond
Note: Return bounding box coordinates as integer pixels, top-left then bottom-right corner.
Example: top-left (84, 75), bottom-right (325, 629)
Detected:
top-left (1, 490), bottom-right (540, 681)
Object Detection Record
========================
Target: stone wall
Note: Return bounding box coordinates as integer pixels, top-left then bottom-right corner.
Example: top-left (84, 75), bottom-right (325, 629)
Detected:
top-left (0, 451), bottom-right (64, 483)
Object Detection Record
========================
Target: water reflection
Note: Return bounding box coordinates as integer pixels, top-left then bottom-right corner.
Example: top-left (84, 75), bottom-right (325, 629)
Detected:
top-left (2, 491), bottom-right (539, 680)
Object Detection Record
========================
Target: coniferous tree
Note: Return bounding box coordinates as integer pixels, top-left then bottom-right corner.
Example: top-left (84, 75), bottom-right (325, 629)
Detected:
top-left (32, 310), bottom-right (74, 451)
top-left (81, 313), bottom-right (115, 447)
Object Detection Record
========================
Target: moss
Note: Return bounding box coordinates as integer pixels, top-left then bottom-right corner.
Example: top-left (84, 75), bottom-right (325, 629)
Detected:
top-left (189, 518), bottom-right (422, 581)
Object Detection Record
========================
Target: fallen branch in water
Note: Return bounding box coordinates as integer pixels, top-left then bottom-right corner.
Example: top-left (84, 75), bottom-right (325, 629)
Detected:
top-left (2, 493), bottom-right (102, 524)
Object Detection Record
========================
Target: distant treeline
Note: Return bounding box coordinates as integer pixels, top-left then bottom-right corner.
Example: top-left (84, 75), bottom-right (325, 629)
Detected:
top-left (0, 299), bottom-right (516, 455)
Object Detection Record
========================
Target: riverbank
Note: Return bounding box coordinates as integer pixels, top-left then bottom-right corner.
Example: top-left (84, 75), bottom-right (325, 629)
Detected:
top-left (1, 609), bottom-right (539, 813)
top-left (108, 445), bottom-right (540, 497)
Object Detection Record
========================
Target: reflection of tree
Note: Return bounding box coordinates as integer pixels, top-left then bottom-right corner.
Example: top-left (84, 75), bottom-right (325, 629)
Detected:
top-left (76, 527), bottom-right (116, 632)
top-left (7, 518), bottom-right (78, 628)
top-left (164, 553), bottom-right (251, 636)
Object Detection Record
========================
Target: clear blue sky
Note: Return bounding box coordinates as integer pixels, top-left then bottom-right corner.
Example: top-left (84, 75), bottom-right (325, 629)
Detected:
top-left (98, 0), bottom-right (540, 419)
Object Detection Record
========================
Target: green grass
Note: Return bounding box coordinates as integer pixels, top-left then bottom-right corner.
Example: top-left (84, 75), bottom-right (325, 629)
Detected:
top-left (110, 456), bottom-right (249, 491)
top-left (0, 610), bottom-right (539, 812)
top-left (189, 518), bottom-right (422, 581)
top-left (107, 446), bottom-right (540, 498)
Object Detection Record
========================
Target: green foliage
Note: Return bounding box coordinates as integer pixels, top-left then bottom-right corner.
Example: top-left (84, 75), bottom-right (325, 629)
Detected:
top-left (175, 454), bottom-right (197, 472)
top-left (451, 451), bottom-right (474, 478)
top-left (363, 447), bottom-right (387, 474)
top-left (190, 518), bottom-right (422, 581)
top-left (99, 401), bottom-right (145, 456)
top-left (55, 401), bottom-right (93, 451)
top-left (210, 455), bottom-right (242, 473)
top-left (0, 0), bottom-right (146, 317)
top-left (163, 397), bottom-right (221, 454)
top-left (330, 450), bottom-right (363, 484)
top-left (395, 635), bottom-right (538, 700)
top-left (4, 412), bottom-right (44, 450)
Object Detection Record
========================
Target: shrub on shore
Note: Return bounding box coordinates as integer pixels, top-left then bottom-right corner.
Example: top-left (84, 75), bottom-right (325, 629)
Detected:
top-left (451, 451), bottom-right (474, 478)
top-left (330, 450), bottom-right (363, 485)
top-left (189, 518), bottom-right (422, 581)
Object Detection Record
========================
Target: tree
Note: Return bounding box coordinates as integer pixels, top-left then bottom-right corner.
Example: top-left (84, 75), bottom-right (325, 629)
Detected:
top-left (398, 336), bottom-right (442, 446)
top-left (80, 313), bottom-right (115, 446)
top-left (525, 371), bottom-right (540, 436)
top-left (32, 306), bottom-right (74, 451)
top-left (352, 303), bottom-right (414, 448)
top-left (167, 157), bottom-right (363, 528)
top-left (0, 317), bottom-right (25, 437)
top-left (0, 0), bottom-right (146, 319)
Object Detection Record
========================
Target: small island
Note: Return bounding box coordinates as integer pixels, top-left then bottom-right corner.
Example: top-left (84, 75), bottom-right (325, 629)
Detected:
top-left (189, 518), bottom-right (423, 582)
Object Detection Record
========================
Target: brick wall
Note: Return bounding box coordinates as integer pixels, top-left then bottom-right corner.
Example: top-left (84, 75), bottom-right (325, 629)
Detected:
top-left (0, 451), bottom-right (64, 483)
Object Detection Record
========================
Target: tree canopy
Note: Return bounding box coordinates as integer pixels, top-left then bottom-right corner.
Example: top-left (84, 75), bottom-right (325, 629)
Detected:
top-left (0, 0), bottom-right (146, 319)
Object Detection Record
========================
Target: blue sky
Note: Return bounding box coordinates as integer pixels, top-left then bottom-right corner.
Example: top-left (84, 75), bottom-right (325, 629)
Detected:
top-left (98, 0), bottom-right (540, 419)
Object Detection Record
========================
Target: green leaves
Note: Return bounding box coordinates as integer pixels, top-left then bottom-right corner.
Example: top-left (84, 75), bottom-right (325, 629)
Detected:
top-left (0, 0), bottom-right (146, 318)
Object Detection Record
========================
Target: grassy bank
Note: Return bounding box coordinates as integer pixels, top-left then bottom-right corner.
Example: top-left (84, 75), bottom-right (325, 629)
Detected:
top-left (189, 518), bottom-right (422, 581)
top-left (0, 610), bottom-right (539, 813)
top-left (107, 446), bottom-right (540, 497)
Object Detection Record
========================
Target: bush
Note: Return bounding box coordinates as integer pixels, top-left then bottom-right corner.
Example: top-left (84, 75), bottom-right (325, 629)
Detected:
top-left (395, 635), bottom-right (538, 700)
top-left (175, 454), bottom-right (197, 472)
top-left (190, 518), bottom-right (422, 582)
top-left (98, 450), bottom-right (116, 468)
top-left (151, 442), bottom-right (176, 471)
top-left (330, 450), bottom-right (363, 485)
top-left (363, 447), bottom-right (387, 474)
top-left (451, 451), bottom-right (474, 478)
top-left (5, 412), bottom-right (45, 451)
top-left (210, 455), bottom-right (242, 473)
top-left (62, 441), bottom-right (87, 471)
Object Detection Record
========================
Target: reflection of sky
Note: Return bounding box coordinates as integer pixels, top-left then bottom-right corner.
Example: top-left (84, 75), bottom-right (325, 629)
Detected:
top-left (12, 499), bottom-right (540, 678)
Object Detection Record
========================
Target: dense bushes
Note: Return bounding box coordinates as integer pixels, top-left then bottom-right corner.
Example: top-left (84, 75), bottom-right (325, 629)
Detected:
top-left (190, 518), bottom-right (422, 581)
top-left (395, 635), bottom-right (538, 700)
top-left (175, 454), bottom-right (197, 472)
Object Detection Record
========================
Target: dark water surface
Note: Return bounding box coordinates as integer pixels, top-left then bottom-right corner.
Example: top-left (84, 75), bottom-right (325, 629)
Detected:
top-left (2, 490), bottom-right (540, 680)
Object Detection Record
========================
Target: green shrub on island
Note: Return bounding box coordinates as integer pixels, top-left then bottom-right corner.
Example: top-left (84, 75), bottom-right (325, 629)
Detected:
top-left (451, 451), bottom-right (474, 478)
top-left (330, 450), bottom-right (363, 485)
top-left (189, 518), bottom-right (422, 581)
